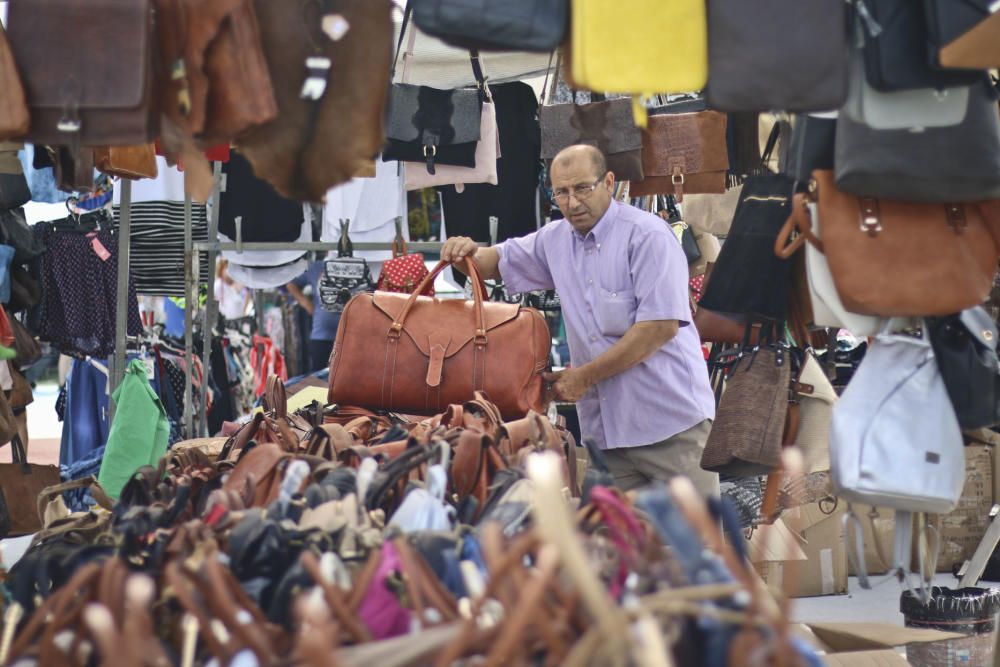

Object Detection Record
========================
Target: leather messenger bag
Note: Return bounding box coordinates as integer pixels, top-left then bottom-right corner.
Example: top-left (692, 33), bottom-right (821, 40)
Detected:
top-left (328, 258), bottom-right (551, 420)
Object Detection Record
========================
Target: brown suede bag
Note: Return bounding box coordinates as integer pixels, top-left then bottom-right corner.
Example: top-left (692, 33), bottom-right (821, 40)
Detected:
top-left (630, 110), bottom-right (729, 199)
top-left (237, 0), bottom-right (392, 202)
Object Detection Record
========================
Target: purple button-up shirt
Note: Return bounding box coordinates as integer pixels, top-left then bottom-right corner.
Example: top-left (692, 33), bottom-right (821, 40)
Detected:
top-left (496, 200), bottom-right (715, 450)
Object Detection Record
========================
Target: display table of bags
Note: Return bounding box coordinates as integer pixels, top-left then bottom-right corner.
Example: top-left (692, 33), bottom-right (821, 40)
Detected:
top-left (2, 378), bottom-right (822, 667)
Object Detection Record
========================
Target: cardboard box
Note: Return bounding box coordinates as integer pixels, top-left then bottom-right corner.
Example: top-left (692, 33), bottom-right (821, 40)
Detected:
top-left (806, 623), bottom-right (965, 667)
top-left (934, 444), bottom-right (994, 573)
top-left (751, 502), bottom-right (848, 597)
top-left (822, 650), bottom-right (911, 666)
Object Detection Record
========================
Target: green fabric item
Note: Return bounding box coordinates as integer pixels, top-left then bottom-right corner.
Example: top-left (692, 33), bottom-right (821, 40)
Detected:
top-left (0, 345), bottom-right (16, 361)
top-left (98, 359), bottom-right (170, 499)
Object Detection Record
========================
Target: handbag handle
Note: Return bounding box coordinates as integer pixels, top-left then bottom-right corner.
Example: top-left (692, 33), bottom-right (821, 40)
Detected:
top-left (774, 193), bottom-right (823, 259)
top-left (338, 219), bottom-right (354, 258)
top-left (388, 257), bottom-right (487, 346)
top-left (36, 476), bottom-right (113, 523)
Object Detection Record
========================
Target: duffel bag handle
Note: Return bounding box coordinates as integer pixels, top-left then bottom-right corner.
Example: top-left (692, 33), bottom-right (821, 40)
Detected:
top-left (388, 257), bottom-right (488, 344)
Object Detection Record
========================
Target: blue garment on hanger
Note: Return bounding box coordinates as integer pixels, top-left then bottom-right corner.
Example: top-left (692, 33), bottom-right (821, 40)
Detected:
top-left (164, 299), bottom-right (185, 338)
top-left (0, 244), bottom-right (15, 303)
top-left (17, 145), bottom-right (67, 204)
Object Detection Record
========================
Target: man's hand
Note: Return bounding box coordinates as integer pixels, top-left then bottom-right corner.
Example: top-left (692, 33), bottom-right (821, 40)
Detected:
top-left (543, 368), bottom-right (594, 403)
top-left (441, 236), bottom-right (479, 264)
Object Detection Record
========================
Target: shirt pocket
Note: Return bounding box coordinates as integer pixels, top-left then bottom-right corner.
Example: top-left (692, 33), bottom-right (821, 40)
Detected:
top-left (595, 288), bottom-right (637, 337)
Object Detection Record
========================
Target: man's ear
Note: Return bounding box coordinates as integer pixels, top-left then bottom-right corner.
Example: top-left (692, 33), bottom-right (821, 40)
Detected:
top-left (604, 171), bottom-right (615, 191)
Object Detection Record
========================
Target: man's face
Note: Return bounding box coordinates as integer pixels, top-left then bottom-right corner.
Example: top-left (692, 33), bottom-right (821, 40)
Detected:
top-left (550, 158), bottom-right (614, 235)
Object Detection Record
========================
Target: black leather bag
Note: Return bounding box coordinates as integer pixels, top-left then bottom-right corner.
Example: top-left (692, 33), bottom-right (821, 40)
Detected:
top-left (0, 145), bottom-right (30, 209)
top-left (926, 307), bottom-right (1000, 430)
top-left (923, 0), bottom-right (993, 66)
top-left (834, 79), bottom-right (1000, 202)
top-left (705, 0), bottom-right (849, 112)
top-left (411, 0), bottom-right (567, 52)
top-left (861, 0), bottom-right (983, 91)
top-left (697, 127), bottom-right (796, 322)
top-left (784, 113), bottom-right (837, 185)
top-left (0, 208), bottom-right (45, 265)
top-left (381, 6), bottom-right (484, 175)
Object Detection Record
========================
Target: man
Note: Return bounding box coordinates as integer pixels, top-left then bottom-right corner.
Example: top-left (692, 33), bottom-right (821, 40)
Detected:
top-left (285, 258), bottom-right (341, 372)
top-left (441, 145), bottom-right (718, 496)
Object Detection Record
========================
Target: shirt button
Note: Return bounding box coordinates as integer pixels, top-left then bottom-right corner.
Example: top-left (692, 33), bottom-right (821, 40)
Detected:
top-left (587, 279), bottom-right (593, 285)
top-left (611, 292), bottom-right (617, 297)
top-left (590, 335), bottom-right (597, 342)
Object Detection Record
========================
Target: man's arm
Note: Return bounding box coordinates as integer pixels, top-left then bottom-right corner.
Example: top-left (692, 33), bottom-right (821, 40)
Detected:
top-left (440, 237), bottom-right (500, 280)
top-left (544, 320), bottom-right (679, 402)
top-left (285, 282), bottom-right (315, 316)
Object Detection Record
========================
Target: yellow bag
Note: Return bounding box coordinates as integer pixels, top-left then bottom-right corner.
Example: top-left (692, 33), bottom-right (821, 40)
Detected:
top-left (570, 0), bottom-right (708, 101)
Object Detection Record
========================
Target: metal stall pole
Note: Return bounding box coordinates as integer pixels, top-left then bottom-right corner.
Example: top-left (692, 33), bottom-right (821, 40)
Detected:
top-left (183, 194), bottom-right (194, 437)
top-left (110, 178), bottom-right (133, 421)
top-left (198, 162), bottom-right (222, 437)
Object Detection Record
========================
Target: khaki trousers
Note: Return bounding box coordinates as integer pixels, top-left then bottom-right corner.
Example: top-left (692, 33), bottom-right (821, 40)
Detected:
top-left (602, 419), bottom-right (720, 498)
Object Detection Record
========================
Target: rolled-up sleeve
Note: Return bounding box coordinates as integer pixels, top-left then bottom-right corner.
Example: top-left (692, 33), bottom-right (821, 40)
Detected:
top-left (496, 225), bottom-right (556, 294)
top-left (630, 226), bottom-right (692, 326)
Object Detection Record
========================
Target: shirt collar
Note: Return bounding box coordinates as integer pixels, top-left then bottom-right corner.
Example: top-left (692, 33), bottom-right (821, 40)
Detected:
top-left (573, 200), bottom-right (618, 244)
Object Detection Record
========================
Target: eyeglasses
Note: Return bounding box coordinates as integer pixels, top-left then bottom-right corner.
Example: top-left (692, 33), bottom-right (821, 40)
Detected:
top-left (550, 177), bottom-right (604, 205)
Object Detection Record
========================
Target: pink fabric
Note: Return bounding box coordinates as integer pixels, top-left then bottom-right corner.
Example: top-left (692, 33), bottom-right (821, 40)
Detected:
top-left (358, 542), bottom-right (412, 640)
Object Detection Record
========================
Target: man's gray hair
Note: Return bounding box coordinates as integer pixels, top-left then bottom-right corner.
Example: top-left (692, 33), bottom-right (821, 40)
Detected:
top-left (552, 144), bottom-right (608, 180)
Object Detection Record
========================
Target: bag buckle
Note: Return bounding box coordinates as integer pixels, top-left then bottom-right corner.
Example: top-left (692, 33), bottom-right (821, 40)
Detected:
top-left (387, 323), bottom-right (403, 340)
top-left (945, 204), bottom-right (966, 235)
top-left (57, 78), bottom-right (82, 134)
top-left (474, 329), bottom-right (488, 347)
top-left (859, 198), bottom-right (882, 236)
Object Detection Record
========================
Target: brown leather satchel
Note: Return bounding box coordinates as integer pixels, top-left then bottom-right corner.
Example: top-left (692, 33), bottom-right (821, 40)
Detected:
top-left (238, 0), bottom-right (392, 201)
top-left (6, 0), bottom-right (157, 146)
top-left (808, 170), bottom-right (1000, 317)
top-left (630, 110), bottom-right (729, 200)
top-left (94, 144), bottom-right (159, 180)
top-left (0, 435), bottom-right (60, 536)
top-left (329, 258), bottom-right (551, 420)
top-left (0, 23), bottom-right (29, 141)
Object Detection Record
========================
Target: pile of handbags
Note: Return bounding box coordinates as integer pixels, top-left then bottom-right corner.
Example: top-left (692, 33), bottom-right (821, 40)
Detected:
top-left (1, 373), bottom-right (824, 666)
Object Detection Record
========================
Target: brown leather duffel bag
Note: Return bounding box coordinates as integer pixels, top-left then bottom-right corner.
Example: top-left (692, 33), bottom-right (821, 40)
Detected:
top-left (329, 258), bottom-right (550, 420)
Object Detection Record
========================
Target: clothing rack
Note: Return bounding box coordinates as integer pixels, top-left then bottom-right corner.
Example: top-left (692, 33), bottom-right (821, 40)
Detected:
top-left (109, 168), bottom-right (454, 436)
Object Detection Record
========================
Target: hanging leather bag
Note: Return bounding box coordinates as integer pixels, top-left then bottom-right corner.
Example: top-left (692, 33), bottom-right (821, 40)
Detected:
top-left (859, 0), bottom-right (983, 92)
top-left (700, 325), bottom-right (791, 476)
top-left (238, 0), bottom-right (392, 201)
top-left (328, 257), bottom-right (550, 419)
top-left (937, 3), bottom-right (1000, 69)
top-left (697, 128), bottom-right (797, 322)
top-left (629, 105), bottom-right (728, 199)
top-left (784, 112), bottom-right (837, 185)
top-left (0, 144), bottom-right (31, 210)
top-left (540, 95), bottom-right (644, 182)
top-left (809, 170), bottom-right (1000, 317)
top-left (93, 144), bottom-right (159, 181)
top-left (924, 0), bottom-right (997, 68)
top-left (382, 7), bottom-right (484, 176)
top-left (0, 23), bottom-right (29, 141)
top-left (835, 79), bottom-right (1000, 203)
top-left (0, 435), bottom-right (60, 537)
top-left (6, 0), bottom-right (158, 146)
top-left (925, 306), bottom-right (1000, 430)
top-left (569, 0), bottom-right (707, 105)
top-left (705, 0), bottom-right (849, 112)
top-left (410, 0), bottom-right (568, 52)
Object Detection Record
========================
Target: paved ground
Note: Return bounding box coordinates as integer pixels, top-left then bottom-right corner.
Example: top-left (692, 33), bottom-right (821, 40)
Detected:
top-left (24, 381), bottom-right (61, 466)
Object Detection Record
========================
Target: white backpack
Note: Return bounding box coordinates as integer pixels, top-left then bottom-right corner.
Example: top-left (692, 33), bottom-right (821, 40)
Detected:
top-left (830, 331), bottom-right (964, 596)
